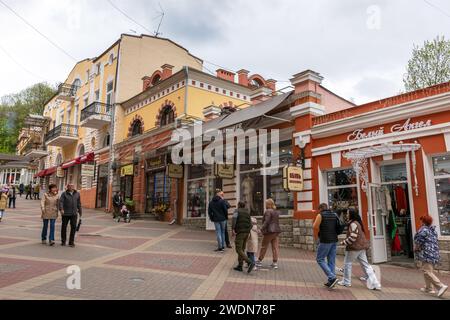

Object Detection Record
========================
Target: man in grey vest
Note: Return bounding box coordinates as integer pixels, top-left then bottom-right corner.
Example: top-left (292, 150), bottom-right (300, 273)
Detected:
top-left (313, 203), bottom-right (341, 289)
top-left (59, 183), bottom-right (82, 247)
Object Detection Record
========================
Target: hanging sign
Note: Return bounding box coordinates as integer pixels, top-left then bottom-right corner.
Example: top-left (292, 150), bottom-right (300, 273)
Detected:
top-left (98, 165), bottom-right (109, 178)
top-left (81, 164), bottom-right (95, 177)
top-left (120, 164), bottom-right (134, 177)
top-left (146, 155), bottom-right (166, 171)
top-left (283, 166), bottom-right (304, 192)
top-left (56, 167), bottom-right (64, 178)
top-left (215, 164), bottom-right (235, 179)
top-left (167, 164), bottom-right (183, 179)
top-left (347, 118), bottom-right (432, 141)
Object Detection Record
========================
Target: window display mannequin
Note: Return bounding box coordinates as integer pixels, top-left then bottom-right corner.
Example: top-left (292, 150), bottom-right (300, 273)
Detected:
top-left (241, 174), bottom-right (254, 213)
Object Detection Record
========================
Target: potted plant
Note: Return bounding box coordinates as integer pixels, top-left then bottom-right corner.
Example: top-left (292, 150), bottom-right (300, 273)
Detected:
top-left (154, 203), bottom-right (170, 221)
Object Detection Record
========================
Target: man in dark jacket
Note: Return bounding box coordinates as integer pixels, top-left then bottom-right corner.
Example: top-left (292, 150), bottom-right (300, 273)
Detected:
top-left (112, 191), bottom-right (123, 219)
top-left (208, 190), bottom-right (228, 252)
top-left (313, 203), bottom-right (341, 289)
top-left (59, 184), bottom-right (82, 247)
top-left (233, 201), bottom-right (255, 273)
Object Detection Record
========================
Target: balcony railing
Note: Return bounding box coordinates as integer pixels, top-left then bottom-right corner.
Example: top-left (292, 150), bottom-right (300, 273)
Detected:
top-left (80, 102), bottom-right (112, 122)
top-left (23, 143), bottom-right (47, 157)
top-left (57, 83), bottom-right (80, 100)
top-left (45, 124), bottom-right (79, 144)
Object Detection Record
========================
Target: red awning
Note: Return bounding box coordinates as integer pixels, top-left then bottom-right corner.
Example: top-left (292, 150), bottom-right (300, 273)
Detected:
top-left (80, 152), bottom-right (95, 163)
top-left (61, 152), bottom-right (95, 169)
top-left (45, 167), bottom-right (57, 175)
top-left (34, 170), bottom-right (46, 178)
top-left (61, 159), bottom-right (80, 169)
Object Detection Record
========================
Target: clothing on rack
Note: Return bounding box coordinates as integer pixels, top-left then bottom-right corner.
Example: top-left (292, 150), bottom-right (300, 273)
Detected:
top-left (395, 186), bottom-right (407, 212)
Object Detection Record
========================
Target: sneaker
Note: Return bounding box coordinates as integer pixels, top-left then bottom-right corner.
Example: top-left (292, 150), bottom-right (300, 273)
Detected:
top-left (41, 240), bottom-right (47, 245)
top-left (233, 266), bottom-right (243, 272)
top-left (227, 245), bottom-right (233, 249)
top-left (61, 243), bottom-right (66, 246)
top-left (69, 244), bottom-right (75, 248)
top-left (328, 278), bottom-right (339, 289)
top-left (437, 285), bottom-right (448, 298)
top-left (271, 263), bottom-right (278, 270)
top-left (248, 262), bottom-right (256, 274)
top-left (256, 261), bottom-right (263, 268)
top-left (336, 268), bottom-right (344, 275)
top-left (49, 241), bottom-right (55, 247)
top-left (214, 248), bottom-right (223, 252)
top-left (360, 277), bottom-right (368, 282)
top-left (338, 280), bottom-right (351, 287)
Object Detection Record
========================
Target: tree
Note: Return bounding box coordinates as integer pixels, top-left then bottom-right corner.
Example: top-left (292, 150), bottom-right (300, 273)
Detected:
top-left (0, 82), bottom-right (56, 154)
top-left (403, 36), bottom-right (450, 91)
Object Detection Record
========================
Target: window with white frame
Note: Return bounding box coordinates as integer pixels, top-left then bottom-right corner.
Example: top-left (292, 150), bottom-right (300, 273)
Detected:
top-left (326, 168), bottom-right (359, 218)
top-left (433, 155), bottom-right (450, 236)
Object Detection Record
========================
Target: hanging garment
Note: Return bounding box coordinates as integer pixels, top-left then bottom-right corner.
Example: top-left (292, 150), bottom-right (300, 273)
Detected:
top-left (385, 188), bottom-right (393, 212)
top-left (395, 186), bottom-right (407, 212)
top-left (392, 229), bottom-right (402, 253)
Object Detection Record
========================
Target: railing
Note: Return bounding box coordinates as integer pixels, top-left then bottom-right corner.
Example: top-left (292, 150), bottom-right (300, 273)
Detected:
top-left (23, 142), bottom-right (47, 156)
top-left (80, 102), bottom-right (112, 122)
top-left (45, 124), bottom-right (78, 143)
top-left (57, 83), bottom-right (80, 99)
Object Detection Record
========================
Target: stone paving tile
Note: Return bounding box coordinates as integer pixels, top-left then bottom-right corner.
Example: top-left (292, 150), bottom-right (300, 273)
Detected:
top-left (121, 222), bottom-right (181, 230)
top-left (0, 228), bottom-right (42, 239)
top-left (77, 235), bottom-right (150, 250)
top-left (0, 237), bottom-right (28, 246)
top-left (0, 243), bottom-right (119, 262)
top-left (101, 227), bottom-right (170, 238)
top-left (0, 257), bottom-right (67, 289)
top-left (105, 252), bottom-right (221, 276)
top-left (145, 239), bottom-right (218, 253)
top-left (170, 230), bottom-right (217, 241)
top-left (28, 267), bottom-right (203, 300)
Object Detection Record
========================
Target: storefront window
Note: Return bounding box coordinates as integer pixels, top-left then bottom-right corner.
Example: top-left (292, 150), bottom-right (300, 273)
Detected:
top-left (146, 171), bottom-right (171, 213)
top-left (433, 156), bottom-right (450, 236)
top-left (327, 169), bottom-right (358, 218)
top-left (266, 168), bottom-right (294, 215)
top-left (120, 176), bottom-right (133, 200)
top-left (381, 163), bottom-right (408, 182)
top-left (240, 171), bottom-right (264, 216)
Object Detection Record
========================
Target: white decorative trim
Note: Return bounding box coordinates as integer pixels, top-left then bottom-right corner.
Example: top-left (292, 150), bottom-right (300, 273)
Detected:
top-left (298, 202), bottom-right (313, 211)
top-left (444, 132), bottom-right (450, 152)
top-left (290, 102), bottom-right (326, 117)
top-left (298, 191), bottom-right (313, 201)
top-left (383, 154), bottom-right (393, 161)
top-left (303, 180), bottom-right (312, 190)
top-left (303, 169), bottom-right (312, 180)
top-left (290, 70), bottom-right (323, 86)
top-left (331, 152), bottom-right (341, 168)
top-left (191, 79), bottom-right (250, 102)
top-left (304, 159), bottom-right (312, 169)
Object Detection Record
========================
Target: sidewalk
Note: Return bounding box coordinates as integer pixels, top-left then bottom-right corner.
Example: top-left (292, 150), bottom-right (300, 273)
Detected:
top-left (0, 197), bottom-right (449, 300)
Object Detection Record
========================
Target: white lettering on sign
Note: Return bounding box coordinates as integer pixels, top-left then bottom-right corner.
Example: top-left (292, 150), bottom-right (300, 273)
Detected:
top-left (347, 118), bottom-right (432, 141)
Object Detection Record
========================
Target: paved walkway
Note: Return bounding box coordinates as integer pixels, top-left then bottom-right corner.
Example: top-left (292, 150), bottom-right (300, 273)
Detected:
top-left (1, 197), bottom-right (449, 300)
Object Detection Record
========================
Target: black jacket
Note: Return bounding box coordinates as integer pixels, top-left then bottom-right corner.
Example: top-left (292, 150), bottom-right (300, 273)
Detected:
top-left (234, 208), bottom-right (252, 234)
top-left (208, 196), bottom-right (228, 222)
top-left (319, 210), bottom-right (340, 243)
top-left (113, 194), bottom-right (123, 208)
top-left (59, 190), bottom-right (82, 217)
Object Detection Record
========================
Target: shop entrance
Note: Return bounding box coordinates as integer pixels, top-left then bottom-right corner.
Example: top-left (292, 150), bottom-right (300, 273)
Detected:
top-left (96, 164), bottom-right (109, 208)
top-left (367, 183), bottom-right (388, 263)
top-left (145, 171), bottom-right (171, 215)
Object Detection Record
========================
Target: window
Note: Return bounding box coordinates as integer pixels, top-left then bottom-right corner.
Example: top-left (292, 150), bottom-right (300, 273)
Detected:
top-left (74, 105), bottom-right (79, 125)
top-left (131, 120), bottom-right (143, 137)
top-left (160, 106), bottom-right (175, 127)
top-left (106, 81), bottom-right (114, 114)
top-left (84, 98), bottom-right (89, 108)
top-left (103, 134), bottom-right (110, 148)
top-left (67, 109), bottom-right (72, 125)
top-left (152, 75), bottom-right (161, 86)
top-left (95, 90), bottom-right (100, 101)
top-left (96, 63), bottom-right (101, 76)
top-left (433, 155), bottom-right (450, 236)
top-left (326, 169), bottom-right (358, 218)
top-left (108, 54), bottom-right (114, 65)
top-left (86, 70), bottom-right (90, 83)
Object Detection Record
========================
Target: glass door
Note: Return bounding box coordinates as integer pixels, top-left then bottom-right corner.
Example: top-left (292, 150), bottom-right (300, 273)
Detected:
top-left (368, 183), bottom-right (388, 263)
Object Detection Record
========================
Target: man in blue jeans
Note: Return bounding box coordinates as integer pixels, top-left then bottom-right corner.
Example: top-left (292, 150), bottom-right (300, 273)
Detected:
top-left (313, 203), bottom-right (341, 289)
top-left (208, 190), bottom-right (229, 252)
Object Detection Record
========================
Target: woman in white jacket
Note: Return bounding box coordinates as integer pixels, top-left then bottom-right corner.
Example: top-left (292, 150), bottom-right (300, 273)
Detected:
top-left (246, 217), bottom-right (261, 270)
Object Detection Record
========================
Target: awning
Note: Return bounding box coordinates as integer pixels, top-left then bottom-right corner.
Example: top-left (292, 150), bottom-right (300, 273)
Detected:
top-left (61, 152), bottom-right (95, 169)
top-left (34, 166), bottom-right (57, 178)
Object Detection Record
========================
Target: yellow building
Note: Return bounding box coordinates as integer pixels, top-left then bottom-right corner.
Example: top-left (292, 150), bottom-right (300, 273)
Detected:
top-left (38, 34), bottom-right (203, 209)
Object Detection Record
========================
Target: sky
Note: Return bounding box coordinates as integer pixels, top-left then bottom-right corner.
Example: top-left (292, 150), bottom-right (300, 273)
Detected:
top-left (0, 0), bottom-right (449, 104)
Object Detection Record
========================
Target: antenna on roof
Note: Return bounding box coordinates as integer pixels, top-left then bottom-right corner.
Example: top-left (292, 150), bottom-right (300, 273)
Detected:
top-left (154, 2), bottom-right (165, 37)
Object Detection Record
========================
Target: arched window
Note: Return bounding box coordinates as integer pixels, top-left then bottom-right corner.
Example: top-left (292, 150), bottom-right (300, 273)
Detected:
top-left (72, 79), bottom-right (82, 92)
top-left (131, 120), bottom-right (143, 136)
top-left (103, 134), bottom-right (110, 148)
top-left (151, 74), bottom-right (161, 86)
top-left (109, 54), bottom-right (114, 65)
top-left (250, 78), bottom-right (264, 88)
top-left (56, 154), bottom-right (63, 166)
top-left (160, 106), bottom-right (175, 127)
top-left (78, 144), bottom-right (85, 156)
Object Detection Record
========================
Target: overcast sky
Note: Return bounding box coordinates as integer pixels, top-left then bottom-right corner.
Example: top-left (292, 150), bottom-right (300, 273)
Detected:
top-left (1, 0), bottom-right (449, 104)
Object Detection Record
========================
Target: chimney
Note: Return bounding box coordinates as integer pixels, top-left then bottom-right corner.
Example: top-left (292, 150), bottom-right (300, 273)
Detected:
top-left (290, 70), bottom-right (323, 94)
top-left (203, 104), bottom-right (222, 121)
top-left (216, 69), bottom-right (236, 82)
top-left (142, 76), bottom-right (152, 91)
top-left (161, 64), bottom-right (174, 80)
top-left (266, 79), bottom-right (277, 92)
top-left (251, 87), bottom-right (274, 105)
top-left (237, 69), bottom-right (249, 87)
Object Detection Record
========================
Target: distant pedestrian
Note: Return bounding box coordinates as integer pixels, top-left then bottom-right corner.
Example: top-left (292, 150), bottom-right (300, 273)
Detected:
top-left (232, 201), bottom-right (255, 273)
top-left (59, 184), bottom-right (82, 247)
top-left (246, 217), bottom-right (261, 270)
top-left (26, 183), bottom-right (33, 200)
top-left (41, 184), bottom-right (59, 246)
top-left (7, 185), bottom-right (16, 209)
top-left (208, 190), bottom-right (229, 252)
top-left (112, 191), bottom-right (123, 219)
top-left (0, 190), bottom-right (7, 222)
top-left (338, 209), bottom-right (381, 290)
top-left (34, 183), bottom-right (40, 200)
top-left (256, 199), bottom-right (282, 269)
top-left (414, 215), bottom-right (448, 297)
top-left (313, 203), bottom-right (343, 289)
top-left (19, 183), bottom-right (24, 197)
top-left (223, 195), bottom-right (233, 249)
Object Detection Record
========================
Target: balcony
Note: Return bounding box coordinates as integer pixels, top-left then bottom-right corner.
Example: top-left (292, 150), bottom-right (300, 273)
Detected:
top-left (23, 144), bottom-right (48, 159)
top-left (57, 83), bottom-right (79, 101)
top-left (45, 124), bottom-right (79, 147)
top-left (80, 102), bottom-right (112, 129)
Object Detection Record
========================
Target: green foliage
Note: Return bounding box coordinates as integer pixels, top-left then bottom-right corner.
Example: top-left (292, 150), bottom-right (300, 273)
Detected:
top-left (0, 82), bottom-right (56, 154)
top-left (404, 36), bottom-right (450, 91)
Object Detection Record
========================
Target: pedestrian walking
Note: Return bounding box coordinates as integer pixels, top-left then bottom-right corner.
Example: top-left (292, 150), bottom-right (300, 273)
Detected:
top-left (7, 185), bottom-right (17, 209)
top-left (26, 183), bottom-right (33, 200)
top-left (232, 201), bottom-right (255, 273)
top-left (34, 183), bottom-right (40, 200)
top-left (41, 184), bottom-right (59, 246)
top-left (19, 183), bottom-right (24, 197)
top-left (59, 183), bottom-right (82, 247)
top-left (414, 215), bottom-right (448, 297)
top-left (0, 190), bottom-right (7, 222)
top-left (313, 203), bottom-right (343, 289)
top-left (208, 190), bottom-right (229, 252)
top-left (338, 209), bottom-right (381, 290)
top-left (223, 195), bottom-right (233, 249)
top-left (112, 191), bottom-right (123, 219)
top-left (256, 199), bottom-right (282, 269)
top-left (246, 217), bottom-right (261, 270)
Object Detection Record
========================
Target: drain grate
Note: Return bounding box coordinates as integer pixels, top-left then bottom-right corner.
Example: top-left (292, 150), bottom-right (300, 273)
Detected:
top-left (130, 277), bottom-right (145, 283)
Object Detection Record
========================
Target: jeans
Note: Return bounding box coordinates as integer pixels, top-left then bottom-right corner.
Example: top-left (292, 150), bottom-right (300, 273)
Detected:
top-left (247, 252), bottom-right (256, 264)
top-left (342, 250), bottom-right (378, 286)
top-left (214, 221), bottom-right (227, 249)
top-left (316, 242), bottom-right (337, 282)
top-left (42, 219), bottom-right (56, 241)
top-left (235, 232), bottom-right (251, 267)
top-left (0, 210), bottom-right (4, 219)
top-left (61, 215), bottom-right (78, 245)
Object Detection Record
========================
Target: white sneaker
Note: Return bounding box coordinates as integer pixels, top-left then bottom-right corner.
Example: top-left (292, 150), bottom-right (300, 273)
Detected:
top-left (256, 261), bottom-right (263, 268)
top-left (336, 268), bottom-right (344, 275)
top-left (338, 280), bottom-right (351, 287)
top-left (271, 263), bottom-right (278, 270)
top-left (420, 288), bottom-right (436, 294)
top-left (360, 276), bottom-right (368, 282)
top-left (437, 285), bottom-right (448, 298)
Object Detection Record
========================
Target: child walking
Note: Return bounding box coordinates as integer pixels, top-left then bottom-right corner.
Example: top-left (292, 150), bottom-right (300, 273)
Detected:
top-left (0, 190), bottom-right (8, 222)
top-left (246, 217), bottom-right (261, 270)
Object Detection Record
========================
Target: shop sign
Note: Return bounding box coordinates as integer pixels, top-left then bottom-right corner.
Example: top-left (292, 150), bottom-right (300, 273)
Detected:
top-left (81, 164), bottom-right (95, 177)
top-left (283, 166), bottom-right (304, 192)
top-left (98, 165), bottom-right (109, 178)
top-left (347, 118), bottom-right (432, 141)
top-left (56, 167), bottom-right (64, 178)
top-left (215, 164), bottom-right (235, 179)
top-left (146, 155), bottom-right (166, 171)
top-left (167, 164), bottom-right (184, 179)
top-left (120, 164), bottom-right (134, 177)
